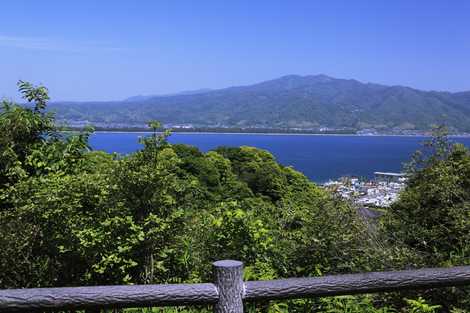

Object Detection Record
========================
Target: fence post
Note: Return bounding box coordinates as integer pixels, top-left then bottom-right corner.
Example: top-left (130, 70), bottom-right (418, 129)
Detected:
top-left (213, 260), bottom-right (244, 313)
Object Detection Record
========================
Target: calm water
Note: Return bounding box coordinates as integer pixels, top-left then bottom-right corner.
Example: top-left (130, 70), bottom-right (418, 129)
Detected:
top-left (89, 132), bottom-right (470, 183)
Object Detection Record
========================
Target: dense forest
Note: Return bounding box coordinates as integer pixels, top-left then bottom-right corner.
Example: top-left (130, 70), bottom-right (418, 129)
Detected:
top-left (1, 82), bottom-right (469, 312)
top-left (48, 75), bottom-right (470, 133)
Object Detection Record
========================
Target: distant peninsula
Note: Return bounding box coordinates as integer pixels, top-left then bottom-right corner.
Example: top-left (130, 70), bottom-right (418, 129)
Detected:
top-left (49, 74), bottom-right (470, 135)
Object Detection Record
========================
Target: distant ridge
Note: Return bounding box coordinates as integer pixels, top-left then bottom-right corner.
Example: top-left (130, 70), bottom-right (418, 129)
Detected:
top-left (49, 74), bottom-right (470, 133)
top-left (124, 88), bottom-right (213, 102)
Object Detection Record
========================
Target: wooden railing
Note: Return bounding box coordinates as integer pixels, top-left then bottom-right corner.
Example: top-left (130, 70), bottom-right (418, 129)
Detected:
top-left (1, 260), bottom-right (469, 312)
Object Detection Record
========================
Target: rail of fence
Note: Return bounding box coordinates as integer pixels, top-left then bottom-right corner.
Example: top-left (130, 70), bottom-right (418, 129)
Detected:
top-left (1, 260), bottom-right (470, 313)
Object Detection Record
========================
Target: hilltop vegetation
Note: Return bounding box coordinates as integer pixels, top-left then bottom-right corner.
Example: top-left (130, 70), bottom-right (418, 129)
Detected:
top-left (1, 82), bottom-right (469, 312)
top-left (48, 75), bottom-right (470, 133)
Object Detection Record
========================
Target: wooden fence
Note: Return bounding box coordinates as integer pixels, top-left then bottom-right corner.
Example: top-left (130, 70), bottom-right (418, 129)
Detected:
top-left (1, 260), bottom-right (470, 313)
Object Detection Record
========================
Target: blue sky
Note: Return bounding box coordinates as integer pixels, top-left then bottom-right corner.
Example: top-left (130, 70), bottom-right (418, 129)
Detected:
top-left (1, 0), bottom-right (469, 101)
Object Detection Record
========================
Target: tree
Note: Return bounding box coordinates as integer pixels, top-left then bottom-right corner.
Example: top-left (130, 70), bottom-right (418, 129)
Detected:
top-left (0, 81), bottom-right (91, 190)
top-left (383, 128), bottom-right (470, 309)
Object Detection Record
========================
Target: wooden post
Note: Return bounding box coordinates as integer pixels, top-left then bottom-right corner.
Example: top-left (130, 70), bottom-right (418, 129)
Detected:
top-left (213, 260), bottom-right (244, 313)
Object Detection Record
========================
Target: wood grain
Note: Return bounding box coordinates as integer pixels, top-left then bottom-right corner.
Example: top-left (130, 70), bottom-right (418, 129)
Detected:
top-left (0, 283), bottom-right (218, 312)
top-left (244, 266), bottom-right (470, 300)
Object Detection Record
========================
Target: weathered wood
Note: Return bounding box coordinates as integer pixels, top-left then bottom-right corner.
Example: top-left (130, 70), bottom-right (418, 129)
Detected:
top-left (0, 283), bottom-right (218, 312)
top-left (213, 260), bottom-right (244, 313)
top-left (244, 266), bottom-right (470, 300)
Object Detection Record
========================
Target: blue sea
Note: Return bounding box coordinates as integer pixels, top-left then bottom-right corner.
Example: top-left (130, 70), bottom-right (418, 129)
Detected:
top-left (89, 132), bottom-right (470, 183)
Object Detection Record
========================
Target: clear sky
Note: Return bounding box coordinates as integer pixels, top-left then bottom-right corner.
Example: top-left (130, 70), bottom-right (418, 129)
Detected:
top-left (1, 0), bottom-right (469, 101)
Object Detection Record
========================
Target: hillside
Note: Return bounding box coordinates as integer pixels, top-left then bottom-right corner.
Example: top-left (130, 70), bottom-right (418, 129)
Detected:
top-left (48, 75), bottom-right (470, 133)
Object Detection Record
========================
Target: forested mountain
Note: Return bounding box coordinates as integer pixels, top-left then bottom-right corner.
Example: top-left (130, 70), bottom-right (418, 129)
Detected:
top-left (48, 75), bottom-right (470, 132)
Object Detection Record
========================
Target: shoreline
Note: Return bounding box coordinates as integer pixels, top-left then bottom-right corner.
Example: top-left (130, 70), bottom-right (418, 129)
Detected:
top-left (88, 130), bottom-right (470, 138)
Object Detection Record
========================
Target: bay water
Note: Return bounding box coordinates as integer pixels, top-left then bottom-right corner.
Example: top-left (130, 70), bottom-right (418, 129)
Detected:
top-left (89, 132), bottom-right (470, 183)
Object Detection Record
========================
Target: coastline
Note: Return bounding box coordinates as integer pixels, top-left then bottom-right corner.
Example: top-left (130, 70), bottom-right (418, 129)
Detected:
top-left (89, 130), bottom-right (470, 138)
top-left (61, 126), bottom-right (470, 137)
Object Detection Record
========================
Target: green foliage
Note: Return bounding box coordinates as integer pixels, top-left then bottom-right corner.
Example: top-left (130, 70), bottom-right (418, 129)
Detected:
top-left (0, 81), bottom-right (91, 199)
top-left (1, 81), bottom-right (376, 289)
top-left (18, 80), bottom-right (50, 111)
top-left (382, 128), bottom-right (470, 309)
top-left (406, 297), bottom-right (441, 313)
top-left (404, 297), bottom-right (441, 313)
top-left (190, 200), bottom-right (276, 281)
top-left (318, 296), bottom-right (397, 313)
top-left (385, 129), bottom-right (470, 267)
top-left (1, 82), bottom-right (470, 312)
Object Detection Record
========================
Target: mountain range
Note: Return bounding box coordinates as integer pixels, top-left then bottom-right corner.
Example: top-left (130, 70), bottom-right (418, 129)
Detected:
top-left (48, 75), bottom-right (470, 133)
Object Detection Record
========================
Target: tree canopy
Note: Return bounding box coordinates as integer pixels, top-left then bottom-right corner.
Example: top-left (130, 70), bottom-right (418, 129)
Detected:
top-left (1, 82), bottom-right (469, 312)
